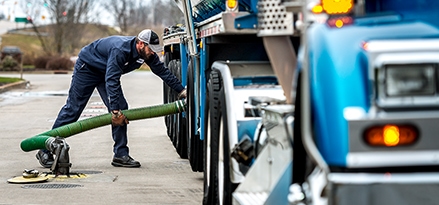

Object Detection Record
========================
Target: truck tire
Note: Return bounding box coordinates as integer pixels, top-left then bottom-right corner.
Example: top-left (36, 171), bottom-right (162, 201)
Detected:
top-left (186, 58), bottom-right (204, 171)
top-left (166, 60), bottom-right (177, 140)
top-left (166, 59), bottom-right (188, 159)
top-left (170, 60), bottom-right (178, 146)
top-left (177, 116), bottom-right (188, 159)
top-left (172, 60), bottom-right (180, 147)
top-left (174, 60), bottom-right (188, 159)
top-left (163, 52), bottom-right (172, 137)
top-left (163, 45), bottom-right (181, 139)
top-left (292, 71), bottom-right (310, 184)
top-left (203, 78), bottom-right (213, 205)
top-left (164, 46), bottom-right (187, 159)
top-left (209, 69), bottom-right (234, 205)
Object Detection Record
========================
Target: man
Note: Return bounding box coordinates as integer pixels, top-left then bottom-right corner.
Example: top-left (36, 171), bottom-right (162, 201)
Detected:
top-left (36, 29), bottom-right (186, 168)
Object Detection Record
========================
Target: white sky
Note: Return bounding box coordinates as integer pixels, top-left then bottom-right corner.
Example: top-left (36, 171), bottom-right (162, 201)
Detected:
top-left (1, 0), bottom-right (28, 18)
top-left (0, 0), bottom-right (114, 26)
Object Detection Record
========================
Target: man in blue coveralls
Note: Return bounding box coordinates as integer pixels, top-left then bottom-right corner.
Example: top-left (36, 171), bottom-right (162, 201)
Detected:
top-left (36, 29), bottom-right (186, 168)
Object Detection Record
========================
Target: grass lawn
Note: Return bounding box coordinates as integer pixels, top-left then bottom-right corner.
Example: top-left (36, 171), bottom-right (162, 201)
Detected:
top-left (0, 76), bottom-right (23, 86)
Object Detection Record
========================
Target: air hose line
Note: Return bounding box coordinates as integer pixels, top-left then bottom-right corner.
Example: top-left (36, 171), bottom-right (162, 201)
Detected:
top-left (20, 100), bottom-right (185, 152)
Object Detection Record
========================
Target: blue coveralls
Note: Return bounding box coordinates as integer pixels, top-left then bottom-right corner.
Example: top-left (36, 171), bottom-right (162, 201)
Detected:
top-left (52, 35), bottom-right (184, 157)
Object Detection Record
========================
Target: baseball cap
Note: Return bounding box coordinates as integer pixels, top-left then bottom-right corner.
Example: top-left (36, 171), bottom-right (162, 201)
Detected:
top-left (137, 29), bottom-right (163, 53)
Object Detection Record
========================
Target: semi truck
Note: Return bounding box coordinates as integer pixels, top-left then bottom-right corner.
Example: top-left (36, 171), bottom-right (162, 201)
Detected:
top-left (161, 0), bottom-right (439, 204)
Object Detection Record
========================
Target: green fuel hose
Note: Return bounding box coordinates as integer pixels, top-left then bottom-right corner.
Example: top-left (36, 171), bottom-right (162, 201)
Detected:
top-left (20, 100), bottom-right (185, 152)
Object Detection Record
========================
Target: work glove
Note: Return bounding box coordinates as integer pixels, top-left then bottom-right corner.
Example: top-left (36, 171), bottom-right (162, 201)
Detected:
top-left (177, 89), bottom-right (187, 99)
top-left (111, 110), bottom-right (129, 126)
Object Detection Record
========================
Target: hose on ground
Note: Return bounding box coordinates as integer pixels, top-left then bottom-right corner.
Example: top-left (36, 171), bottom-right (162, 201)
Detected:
top-left (20, 100), bottom-right (185, 152)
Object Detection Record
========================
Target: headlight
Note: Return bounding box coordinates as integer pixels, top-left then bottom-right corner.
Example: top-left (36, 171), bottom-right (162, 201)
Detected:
top-left (385, 64), bottom-right (436, 97)
top-left (365, 39), bottom-right (439, 108)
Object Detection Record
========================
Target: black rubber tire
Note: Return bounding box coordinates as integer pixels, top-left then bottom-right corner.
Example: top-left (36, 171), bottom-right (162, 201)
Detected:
top-left (193, 126), bottom-right (204, 172)
top-left (172, 60), bottom-right (180, 147)
top-left (209, 69), bottom-right (235, 204)
top-left (292, 72), bottom-right (308, 184)
top-left (177, 117), bottom-right (188, 159)
top-left (174, 60), bottom-right (188, 159)
top-left (166, 60), bottom-right (176, 140)
top-left (163, 52), bottom-right (172, 136)
top-left (186, 58), bottom-right (198, 171)
top-left (170, 60), bottom-right (179, 146)
top-left (185, 58), bottom-right (204, 172)
top-left (203, 78), bottom-right (213, 205)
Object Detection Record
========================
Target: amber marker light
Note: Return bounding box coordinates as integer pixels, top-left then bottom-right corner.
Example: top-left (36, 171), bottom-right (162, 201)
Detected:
top-left (227, 0), bottom-right (238, 10)
top-left (322, 0), bottom-right (354, 15)
top-left (364, 124), bottom-right (418, 147)
top-left (312, 4), bottom-right (324, 14)
top-left (335, 19), bottom-right (343, 28)
top-left (383, 125), bottom-right (399, 146)
top-left (327, 16), bottom-right (353, 28)
top-left (361, 41), bottom-right (369, 51)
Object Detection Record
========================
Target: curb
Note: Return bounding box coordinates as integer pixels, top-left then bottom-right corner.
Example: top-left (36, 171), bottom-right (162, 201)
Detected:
top-left (0, 70), bottom-right (73, 75)
top-left (0, 80), bottom-right (29, 94)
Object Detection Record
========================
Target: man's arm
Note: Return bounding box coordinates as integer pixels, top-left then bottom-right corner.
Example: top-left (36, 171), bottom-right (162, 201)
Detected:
top-left (106, 48), bottom-right (125, 111)
top-left (147, 54), bottom-right (185, 93)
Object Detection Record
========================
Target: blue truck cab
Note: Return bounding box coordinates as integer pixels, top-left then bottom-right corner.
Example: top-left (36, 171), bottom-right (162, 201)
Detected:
top-left (288, 0), bottom-right (439, 204)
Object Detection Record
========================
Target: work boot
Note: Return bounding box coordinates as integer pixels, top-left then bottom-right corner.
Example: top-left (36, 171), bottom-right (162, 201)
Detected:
top-left (111, 155), bottom-right (141, 168)
top-left (36, 150), bottom-right (54, 168)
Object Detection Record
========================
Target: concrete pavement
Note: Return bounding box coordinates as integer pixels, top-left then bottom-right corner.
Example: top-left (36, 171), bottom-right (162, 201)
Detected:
top-left (0, 71), bottom-right (203, 204)
top-left (0, 20), bottom-right (16, 35)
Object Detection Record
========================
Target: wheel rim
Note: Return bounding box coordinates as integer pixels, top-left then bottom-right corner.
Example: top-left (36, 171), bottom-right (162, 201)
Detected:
top-left (206, 113), bottom-right (211, 187)
top-left (218, 117), bottom-right (224, 205)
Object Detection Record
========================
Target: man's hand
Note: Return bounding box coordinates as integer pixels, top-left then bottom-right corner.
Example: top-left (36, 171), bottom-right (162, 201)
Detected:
top-left (111, 110), bottom-right (129, 126)
top-left (177, 89), bottom-right (187, 99)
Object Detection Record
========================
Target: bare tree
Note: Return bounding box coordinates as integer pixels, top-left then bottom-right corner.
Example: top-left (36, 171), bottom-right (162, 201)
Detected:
top-left (104, 0), bottom-right (138, 34)
top-left (104, 0), bottom-right (183, 35)
top-left (23, 0), bottom-right (183, 55)
top-left (41, 0), bottom-right (97, 55)
top-left (17, 0), bottom-right (97, 55)
top-left (18, 0), bottom-right (51, 55)
top-left (154, 0), bottom-right (184, 26)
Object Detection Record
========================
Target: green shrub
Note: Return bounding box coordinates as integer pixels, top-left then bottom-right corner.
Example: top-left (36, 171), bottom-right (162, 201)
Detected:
top-left (33, 56), bottom-right (73, 70)
top-left (1, 56), bottom-right (19, 71)
top-left (22, 52), bottom-right (35, 66)
top-left (46, 56), bottom-right (74, 70)
top-left (33, 56), bottom-right (52, 69)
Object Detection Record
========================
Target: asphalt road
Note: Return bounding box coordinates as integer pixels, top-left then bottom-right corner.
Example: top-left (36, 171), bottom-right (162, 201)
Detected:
top-left (0, 71), bottom-right (203, 204)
